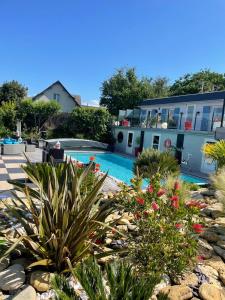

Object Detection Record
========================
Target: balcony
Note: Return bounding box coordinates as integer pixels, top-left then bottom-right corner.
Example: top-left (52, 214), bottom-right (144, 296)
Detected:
top-left (113, 109), bottom-right (225, 132)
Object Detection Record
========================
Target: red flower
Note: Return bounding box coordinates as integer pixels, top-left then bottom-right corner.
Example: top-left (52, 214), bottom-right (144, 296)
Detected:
top-left (95, 239), bottom-right (102, 245)
top-left (157, 189), bottom-right (165, 197)
top-left (151, 201), bottom-right (159, 211)
top-left (192, 223), bottom-right (204, 234)
top-left (134, 212), bottom-right (141, 219)
top-left (143, 210), bottom-right (150, 217)
top-left (197, 255), bottom-right (205, 261)
top-left (89, 156), bottom-right (95, 161)
top-left (147, 185), bottom-right (154, 193)
top-left (77, 162), bottom-right (83, 168)
top-left (187, 200), bottom-right (207, 209)
top-left (175, 223), bottom-right (182, 229)
top-left (94, 168), bottom-right (100, 173)
top-left (136, 197), bottom-right (145, 205)
top-left (95, 163), bottom-right (100, 168)
top-left (170, 195), bottom-right (179, 202)
top-left (174, 181), bottom-right (180, 190)
top-left (111, 228), bottom-right (116, 234)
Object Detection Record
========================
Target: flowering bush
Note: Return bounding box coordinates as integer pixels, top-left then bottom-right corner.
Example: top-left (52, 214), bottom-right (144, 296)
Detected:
top-left (116, 173), bottom-right (202, 277)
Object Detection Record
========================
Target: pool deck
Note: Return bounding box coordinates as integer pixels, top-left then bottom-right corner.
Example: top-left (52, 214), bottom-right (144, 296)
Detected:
top-left (0, 148), bottom-right (121, 198)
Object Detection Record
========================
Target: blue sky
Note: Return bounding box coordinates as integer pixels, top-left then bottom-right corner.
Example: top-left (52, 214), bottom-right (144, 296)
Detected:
top-left (0, 0), bottom-right (225, 105)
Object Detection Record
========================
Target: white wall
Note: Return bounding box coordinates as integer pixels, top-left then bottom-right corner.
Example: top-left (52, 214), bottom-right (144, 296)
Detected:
top-left (34, 83), bottom-right (77, 113)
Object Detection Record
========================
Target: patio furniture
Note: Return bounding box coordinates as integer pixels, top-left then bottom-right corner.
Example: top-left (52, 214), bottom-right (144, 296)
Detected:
top-left (2, 143), bottom-right (25, 155)
top-left (25, 144), bottom-right (36, 152)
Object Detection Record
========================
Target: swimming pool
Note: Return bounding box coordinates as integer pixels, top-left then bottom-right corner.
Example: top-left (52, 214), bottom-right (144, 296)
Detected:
top-left (66, 151), bottom-right (208, 186)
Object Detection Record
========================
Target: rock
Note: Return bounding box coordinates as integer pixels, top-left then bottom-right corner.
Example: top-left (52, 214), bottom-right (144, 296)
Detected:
top-left (214, 218), bottom-right (225, 226)
top-left (199, 283), bottom-right (225, 300)
top-left (117, 218), bottom-right (131, 226)
top-left (202, 203), bottom-right (225, 219)
top-left (174, 272), bottom-right (198, 286)
top-left (201, 230), bottom-right (221, 243)
top-left (217, 241), bottom-right (225, 250)
top-left (152, 274), bottom-right (171, 297)
top-left (201, 190), bottom-right (215, 197)
top-left (218, 269), bottom-right (225, 285)
top-left (105, 238), bottom-right (112, 245)
top-left (12, 285), bottom-right (36, 300)
top-left (127, 224), bottom-right (138, 231)
top-left (198, 239), bottom-right (214, 259)
top-left (121, 212), bottom-right (134, 221)
top-left (160, 285), bottom-right (192, 300)
top-left (191, 191), bottom-right (204, 200)
top-left (30, 271), bottom-right (52, 292)
top-left (197, 264), bottom-right (221, 287)
top-left (0, 264), bottom-right (25, 291)
top-left (213, 246), bottom-right (225, 260)
top-left (0, 258), bottom-right (10, 272)
top-left (116, 225), bottom-right (128, 232)
top-left (204, 256), bottom-right (225, 272)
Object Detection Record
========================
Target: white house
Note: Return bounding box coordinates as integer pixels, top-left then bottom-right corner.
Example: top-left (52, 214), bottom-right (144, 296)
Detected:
top-left (33, 81), bottom-right (81, 113)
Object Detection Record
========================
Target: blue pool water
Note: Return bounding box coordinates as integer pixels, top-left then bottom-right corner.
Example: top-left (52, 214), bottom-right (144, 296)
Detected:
top-left (66, 151), bottom-right (208, 186)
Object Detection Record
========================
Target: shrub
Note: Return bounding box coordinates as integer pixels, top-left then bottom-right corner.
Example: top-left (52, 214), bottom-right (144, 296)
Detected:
top-left (133, 148), bottom-right (180, 180)
top-left (1, 160), bottom-right (115, 272)
top-left (52, 258), bottom-right (167, 300)
top-left (0, 101), bottom-right (17, 131)
top-left (211, 167), bottom-right (225, 209)
top-left (115, 174), bottom-right (200, 277)
top-left (202, 140), bottom-right (225, 169)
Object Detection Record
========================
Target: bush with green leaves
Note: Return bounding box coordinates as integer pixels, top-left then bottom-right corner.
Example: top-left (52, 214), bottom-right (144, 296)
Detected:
top-left (1, 160), bottom-right (115, 272)
top-left (211, 167), bottom-right (225, 210)
top-left (115, 174), bottom-right (200, 277)
top-left (202, 140), bottom-right (225, 170)
top-left (133, 148), bottom-right (180, 180)
top-left (0, 101), bottom-right (17, 131)
top-left (52, 258), bottom-right (168, 300)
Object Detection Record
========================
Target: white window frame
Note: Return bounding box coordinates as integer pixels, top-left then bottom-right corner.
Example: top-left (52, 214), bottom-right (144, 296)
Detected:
top-left (151, 134), bottom-right (161, 150)
top-left (201, 138), bottom-right (217, 173)
top-left (53, 93), bottom-right (60, 102)
top-left (185, 105), bottom-right (196, 123)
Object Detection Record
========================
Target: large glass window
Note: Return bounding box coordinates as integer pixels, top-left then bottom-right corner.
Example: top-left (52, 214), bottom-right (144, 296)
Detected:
top-left (152, 135), bottom-right (160, 150)
top-left (201, 106), bottom-right (212, 131)
top-left (161, 109), bottom-right (168, 123)
top-left (186, 106), bottom-right (194, 122)
top-left (212, 107), bottom-right (223, 130)
top-left (168, 107), bottom-right (180, 128)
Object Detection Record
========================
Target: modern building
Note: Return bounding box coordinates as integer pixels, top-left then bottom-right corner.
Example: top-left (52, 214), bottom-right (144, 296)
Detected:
top-left (33, 81), bottom-right (81, 113)
top-left (112, 91), bottom-right (225, 175)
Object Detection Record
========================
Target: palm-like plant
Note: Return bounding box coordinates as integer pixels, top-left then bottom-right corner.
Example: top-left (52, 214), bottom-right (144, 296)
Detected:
top-left (2, 161), bottom-right (115, 272)
top-left (52, 258), bottom-right (167, 300)
top-left (202, 140), bottom-right (225, 169)
top-left (133, 148), bottom-right (179, 180)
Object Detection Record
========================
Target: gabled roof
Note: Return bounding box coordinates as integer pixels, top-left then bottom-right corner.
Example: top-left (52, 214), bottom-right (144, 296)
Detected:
top-left (33, 80), bottom-right (81, 106)
top-left (140, 90), bottom-right (225, 106)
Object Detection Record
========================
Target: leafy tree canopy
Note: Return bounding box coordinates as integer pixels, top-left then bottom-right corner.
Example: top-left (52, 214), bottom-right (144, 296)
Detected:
top-left (100, 68), bottom-right (169, 115)
top-left (0, 80), bottom-right (28, 104)
top-left (169, 69), bottom-right (225, 96)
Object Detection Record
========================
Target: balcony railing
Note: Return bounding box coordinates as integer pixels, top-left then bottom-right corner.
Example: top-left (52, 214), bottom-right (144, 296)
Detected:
top-left (113, 110), bottom-right (224, 132)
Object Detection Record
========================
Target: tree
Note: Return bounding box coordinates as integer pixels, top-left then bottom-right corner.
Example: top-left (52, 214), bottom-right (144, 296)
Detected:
top-left (0, 101), bottom-right (17, 131)
top-left (17, 99), bottom-right (61, 132)
top-left (68, 106), bottom-right (113, 142)
top-left (0, 80), bottom-right (28, 104)
top-left (170, 70), bottom-right (225, 96)
top-left (100, 68), bottom-right (169, 115)
top-left (202, 140), bottom-right (225, 170)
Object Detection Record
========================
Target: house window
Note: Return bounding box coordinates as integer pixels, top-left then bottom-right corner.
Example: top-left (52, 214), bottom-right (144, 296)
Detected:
top-left (127, 132), bottom-right (133, 147)
top-left (201, 106), bottom-right (212, 131)
top-left (53, 93), bottom-right (60, 102)
top-left (152, 135), bottom-right (160, 150)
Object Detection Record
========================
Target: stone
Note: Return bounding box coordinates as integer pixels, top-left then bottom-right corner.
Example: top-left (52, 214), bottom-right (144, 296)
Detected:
top-left (197, 264), bottom-right (221, 287)
top-left (122, 212), bottom-right (134, 221)
top-left (152, 274), bottom-right (171, 297)
top-left (218, 269), bottom-right (225, 285)
top-left (116, 225), bottom-right (128, 232)
top-left (117, 218), bottom-right (131, 226)
top-left (0, 258), bottom-right (10, 272)
top-left (215, 217), bottom-right (225, 226)
top-left (105, 238), bottom-right (112, 245)
top-left (127, 224), bottom-right (138, 231)
top-left (174, 272), bottom-right (198, 286)
top-left (30, 271), bottom-right (52, 292)
top-left (213, 246), bottom-right (225, 260)
top-left (160, 285), bottom-right (192, 300)
top-left (198, 239), bottom-right (214, 259)
top-left (12, 285), bottom-right (36, 300)
top-left (217, 241), bottom-right (225, 250)
top-left (204, 256), bottom-right (225, 272)
top-left (0, 264), bottom-right (25, 291)
top-left (202, 203), bottom-right (225, 219)
top-left (199, 283), bottom-right (225, 300)
top-left (201, 230), bottom-right (221, 243)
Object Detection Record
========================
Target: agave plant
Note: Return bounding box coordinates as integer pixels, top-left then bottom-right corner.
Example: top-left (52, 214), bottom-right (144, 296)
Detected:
top-left (2, 161), bottom-right (116, 272)
top-left (52, 257), bottom-right (168, 300)
top-left (202, 140), bottom-right (225, 170)
top-left (133, 148), bottom-right (179, 180)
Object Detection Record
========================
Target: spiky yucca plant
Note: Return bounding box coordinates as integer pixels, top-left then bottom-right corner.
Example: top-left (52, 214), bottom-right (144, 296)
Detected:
top-left (211, 167), bottom-right (225, 209)
top-left (133, 148), bottom-right (179, 180)
top-left (2, 161), bottom-right (115, 272)
top-left (202, 140), bottom-right (225, 169)
top-left (52, 258), bottom-right (168, 300)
